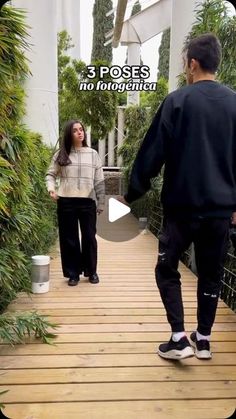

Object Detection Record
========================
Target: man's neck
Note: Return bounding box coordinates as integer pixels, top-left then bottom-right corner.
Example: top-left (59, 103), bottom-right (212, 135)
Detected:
top-left (193, 73), bottom-right (216, 83)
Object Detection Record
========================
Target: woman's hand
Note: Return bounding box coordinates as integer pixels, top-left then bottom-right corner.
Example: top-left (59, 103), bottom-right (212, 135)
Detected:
top-left (49, 191), bottom-right (58, 201)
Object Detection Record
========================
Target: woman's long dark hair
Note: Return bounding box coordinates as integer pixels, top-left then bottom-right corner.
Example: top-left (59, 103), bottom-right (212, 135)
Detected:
top-left (56, 120), bottom-right (88, 166)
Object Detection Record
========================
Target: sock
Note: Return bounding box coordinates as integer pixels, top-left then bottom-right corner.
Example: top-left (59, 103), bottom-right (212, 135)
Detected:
top-left (172, 331), bottom-right (186, 342)
top-left (196, 331), bottom-right (211, 341)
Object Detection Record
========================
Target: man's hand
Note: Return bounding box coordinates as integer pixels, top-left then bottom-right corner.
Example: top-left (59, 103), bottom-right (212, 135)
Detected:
top-left (49, 191), bottom-right (58, 201)
top-left (97, 209), bottom-right (103, 215)
top-left (116, 195), bottom-right (129, 206)
top-left (231, 212), bottom-right (236, 225)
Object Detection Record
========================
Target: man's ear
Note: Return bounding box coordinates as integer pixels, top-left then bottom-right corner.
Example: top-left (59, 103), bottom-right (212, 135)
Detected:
top-left (190, 58), bottom-right (199, 74)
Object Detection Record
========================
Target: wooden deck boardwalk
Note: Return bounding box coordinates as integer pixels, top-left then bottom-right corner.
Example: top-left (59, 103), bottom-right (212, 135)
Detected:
top-left (0, 208), bottom-right (236, 418)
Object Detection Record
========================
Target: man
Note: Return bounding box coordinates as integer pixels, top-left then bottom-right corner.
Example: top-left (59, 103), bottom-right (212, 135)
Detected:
top-left (123, 34), bottom-right (236, 360)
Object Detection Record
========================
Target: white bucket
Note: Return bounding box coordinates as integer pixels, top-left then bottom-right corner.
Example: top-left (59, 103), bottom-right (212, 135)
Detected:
top-left (32, 255), bottom-right (50, 265)
top-left (31, 255), bottom-right (50, 294)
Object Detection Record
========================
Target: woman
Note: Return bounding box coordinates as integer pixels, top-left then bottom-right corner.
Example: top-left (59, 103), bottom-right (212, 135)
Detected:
top-left (46, 120), bottom-right (105, 286)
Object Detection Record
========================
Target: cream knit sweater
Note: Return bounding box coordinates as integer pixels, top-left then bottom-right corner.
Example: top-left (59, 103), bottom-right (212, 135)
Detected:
top-left (46, 147), bottom-right (105, 211)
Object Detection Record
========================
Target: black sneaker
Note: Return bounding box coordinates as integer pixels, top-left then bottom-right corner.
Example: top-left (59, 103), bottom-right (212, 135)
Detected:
top-left (190, 332), bottom-right (212, 359)
top-left (158, 336), bottom-right (194, 360)
top-left (68, 277), bottom-right (80, 286)
top-left (89, 273), bottom-right (99, 284)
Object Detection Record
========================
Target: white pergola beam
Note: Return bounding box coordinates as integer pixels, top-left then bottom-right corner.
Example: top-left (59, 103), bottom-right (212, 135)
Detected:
top-left (112, 0), bottom-right (128, 48)
top-left (120, 0), bottom-right (171, 45)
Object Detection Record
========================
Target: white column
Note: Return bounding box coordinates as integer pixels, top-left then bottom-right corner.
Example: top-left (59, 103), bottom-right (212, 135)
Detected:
top-left (117, 107), bottom-right (125, 167)
top-left (169, 0), bottom-right (204, 92)
top-left (86, 126), bottom-right (91, 147)
top-left (98, 139), bottom-right (106, 166)
top-left (57, 0), bottom-right (81, 60)
top-left (108, 130), bottom-right (115, 167)
top-left (127, 43), bottom-right (140, 105)
top-left (12, 0), bottom-right (58, 146)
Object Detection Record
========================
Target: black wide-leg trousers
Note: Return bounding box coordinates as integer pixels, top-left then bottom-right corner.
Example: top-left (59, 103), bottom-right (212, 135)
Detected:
top-left (57, 197), bottom-right (97, 279)
top-left (155, 216), bottom-right (230, 335)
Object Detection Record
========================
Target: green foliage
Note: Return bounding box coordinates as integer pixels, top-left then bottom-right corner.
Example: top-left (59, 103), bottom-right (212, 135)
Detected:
top-left (148, 77), bottom-right (169, 119)
top-left (139, 91), bottom-right (151, 107)
top-left (140, 77), bottom-right (168, 113)
top-left (0, 5), bottom-right (57, 314)
top-left (0, 129), bottom-right (57, 312)
top-left (58, 30), bottom-right (74, 91)
top-left (58, 31), bottom-right (118, 139)
top-left (0, 311), bottom-right (58, 345)
top-left (91, 0), bottom-right (113, 63)
top-left (158, 28), bottom-right (171, 80)
top-left (119, 105), bottom-right (149, 180)
top-left (131, 0), bottom-right (141, 16)
top-left (120, 104), bottom-right (164, 221)
top-left (0, 6), bottom-right (29, 137)
top-left (180, 0), bottom-right (236, 89)
top-left (81, 59), bottom-right (118, 141)
top-left (118, 90), bottom-right (128, 106)
top-left (119, 105), bottom-right (148, 168)
top-left (119, 78), bottom-right (168, 183)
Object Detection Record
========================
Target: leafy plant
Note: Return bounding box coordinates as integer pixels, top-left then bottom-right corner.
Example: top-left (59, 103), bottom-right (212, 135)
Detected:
top-left (180, 0), bottom-right (236, 89)
top-left (119, 77), bottom-right (168, 183)
top-left (58, 31), bottom-right (118, 140)
top-left (158, 28), bottom-right (171, 80)
top-left (0, 5), bottom-right (57, 315)
top-left (0, 311), bottom-right (58, 345)
top-left (91, 0), bottom-right (113, 63)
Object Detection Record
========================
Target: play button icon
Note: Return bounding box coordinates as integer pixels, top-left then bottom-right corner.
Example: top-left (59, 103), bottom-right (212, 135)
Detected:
top-left (96, 195), bottom-right (146, 242)
top-left (108, 197), bottom-right (131, 222)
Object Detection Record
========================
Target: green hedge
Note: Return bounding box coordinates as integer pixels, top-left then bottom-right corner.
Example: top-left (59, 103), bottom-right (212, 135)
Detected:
top-left (0, 6), bottom-right (57, 314)
top-left (0, 130), bottom-right (57, 312)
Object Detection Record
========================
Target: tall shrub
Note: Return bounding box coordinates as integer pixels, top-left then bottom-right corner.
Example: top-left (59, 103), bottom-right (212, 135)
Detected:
top-left (0, 6), bottom-right (57, 320)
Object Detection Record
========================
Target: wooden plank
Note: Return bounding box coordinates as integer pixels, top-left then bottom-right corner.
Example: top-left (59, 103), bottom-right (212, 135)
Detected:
top-left (0, 341), bottom-right (235, 356)
top-left (52, 322), bottom-right (236, 333)
top-left (4, 400), bottom-right (236, 419)
top-left (1, 331), bottom-right (235, 345)
top-left (1, 381), bottom-right (236, 403)
top-left (12, 295), bottom-right (204, 302)
top-left (43, 288), bottom-right (199, 294)
top-left (16, 291), bottom-right (203, 298)
top-left (22, 331), bottom-right (236, 343)
top-left (8, 300), bottom-right (217, 311)
top-left (1, 366), bottom-right (236, 385)
top-left (8, 301), bottom-right (227, 309)
top-left (21, 315), bottom-right (235, 324)
top-left (1, 353), bottom-right (236, 369)
top-left (7, 307), bottom-right (233, 316)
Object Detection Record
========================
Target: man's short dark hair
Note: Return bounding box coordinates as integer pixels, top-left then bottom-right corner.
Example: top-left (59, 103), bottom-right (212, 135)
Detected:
top-left (186, 33), bottom-right (222, 73)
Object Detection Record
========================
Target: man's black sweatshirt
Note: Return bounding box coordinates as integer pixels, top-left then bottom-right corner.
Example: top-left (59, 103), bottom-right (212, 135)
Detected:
top-left (124, 80), bottom-right (236, 218)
